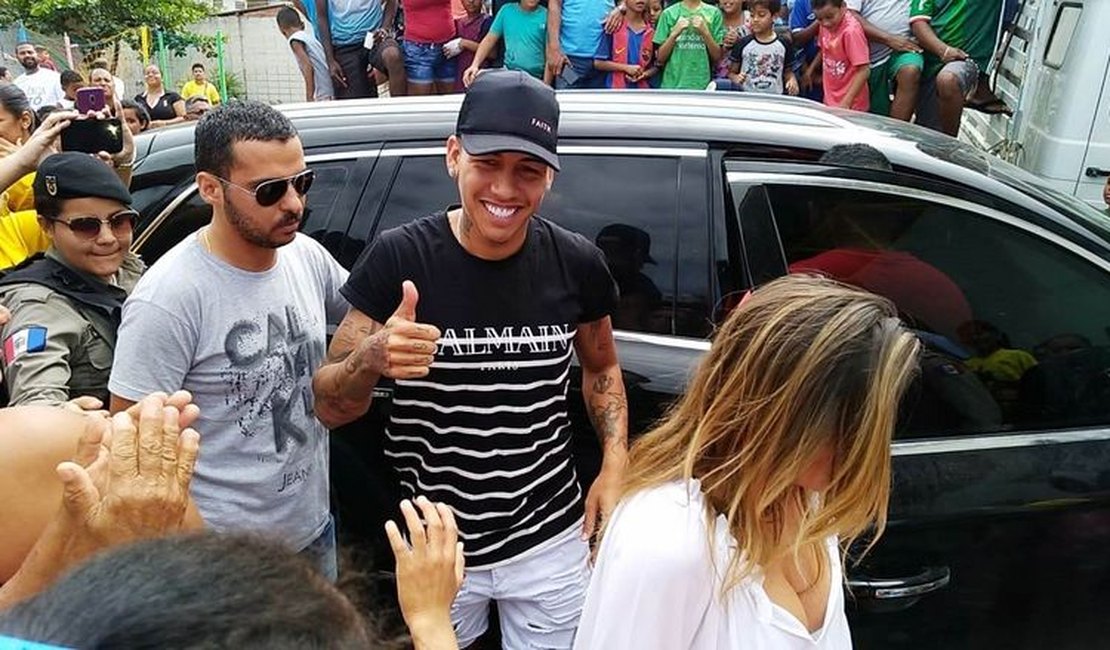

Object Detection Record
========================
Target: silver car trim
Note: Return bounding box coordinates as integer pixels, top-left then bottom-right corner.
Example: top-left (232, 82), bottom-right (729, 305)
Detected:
top-left (302, 150), bottom-right (382, 162)
top-left (133, 181), bottom-right (199, 252)
top-left (613, 330), bottom-right (711, 351)
top-left (381, 146), bottom-right (707, 158)
top-left (726, 172), bottom-right (1110, 274)
top-left (891, 429), bottom-right (1110, 456)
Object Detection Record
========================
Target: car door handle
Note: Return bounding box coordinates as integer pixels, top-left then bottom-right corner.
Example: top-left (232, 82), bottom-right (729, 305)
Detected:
top-left (847, 565), bottom-right (951, 600)
top-left (1085, 167), bottom-right (1110, 178)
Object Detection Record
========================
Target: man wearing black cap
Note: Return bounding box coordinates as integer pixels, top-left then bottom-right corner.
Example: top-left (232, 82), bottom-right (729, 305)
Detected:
top-left (0, 152), bottom-right (143, 406)
top-left (313, 70), bottom-right (628, 647)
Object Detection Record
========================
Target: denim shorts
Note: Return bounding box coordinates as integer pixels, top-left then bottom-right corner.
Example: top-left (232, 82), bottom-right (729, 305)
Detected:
top-left (402, 40), bottom-right (457, 84)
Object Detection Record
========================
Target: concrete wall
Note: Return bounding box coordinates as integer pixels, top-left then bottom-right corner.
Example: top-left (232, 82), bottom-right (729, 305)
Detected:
top-left (113, 6), bottom-right (306, 105)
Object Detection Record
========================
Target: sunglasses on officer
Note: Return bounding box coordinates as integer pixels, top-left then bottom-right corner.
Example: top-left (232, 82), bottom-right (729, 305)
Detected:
top-left (48, 209), bottom-right (138, 239)
top-left (215, 169), bottom-right (315, 207)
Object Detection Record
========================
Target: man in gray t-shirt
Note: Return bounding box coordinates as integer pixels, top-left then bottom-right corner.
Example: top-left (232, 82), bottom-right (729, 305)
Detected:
top-left (109, 102), bottom-right (348, 576)
top-left (846, 0), bottom-right (924, 121)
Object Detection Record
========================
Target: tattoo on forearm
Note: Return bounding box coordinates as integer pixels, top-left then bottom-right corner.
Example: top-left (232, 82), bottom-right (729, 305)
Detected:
top-left (587, 372), bottom-right (627, 447)
top-left (328, 322), bottom-right (374, 363)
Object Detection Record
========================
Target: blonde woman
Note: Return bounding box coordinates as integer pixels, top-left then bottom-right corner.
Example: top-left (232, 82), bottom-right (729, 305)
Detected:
top-left (574, 275), bottom-right (921, 649)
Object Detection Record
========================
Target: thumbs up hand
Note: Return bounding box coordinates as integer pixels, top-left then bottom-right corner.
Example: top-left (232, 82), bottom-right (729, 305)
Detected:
top-left (357, 280), bottom-right (442, 379)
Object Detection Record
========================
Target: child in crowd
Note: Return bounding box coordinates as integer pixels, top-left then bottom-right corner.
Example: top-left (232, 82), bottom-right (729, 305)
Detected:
top-left (720, 0), bottom-right (798, 94)
top-left (276, 7), bottom-right (335, 101)
top-left (790, 0), bottom-right (823, 101)
top-left (594, 0), bottom-right (658, 88)
top-left (648, 0), bottom-right (664, 25)
top-left (807, 0), bottom-right (869, 110)
top-left (845, 0), bottom-right (922, 121)
top-left (120, 98), bottom-right (150, 135)
top-left (58, 70), bottom-right (83, 110)
top-left (653, 0), bottom-right (725, 89)
top-left (708, 0), bottom-right (747, 89)
top-left (448, 0), bottom-right (494, 91)
top-left (463, 0), bottom-right (550, 86)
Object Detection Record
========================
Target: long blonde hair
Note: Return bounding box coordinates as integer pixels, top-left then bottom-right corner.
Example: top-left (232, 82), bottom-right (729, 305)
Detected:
top-left (621, 275), bottom-right (921, 590)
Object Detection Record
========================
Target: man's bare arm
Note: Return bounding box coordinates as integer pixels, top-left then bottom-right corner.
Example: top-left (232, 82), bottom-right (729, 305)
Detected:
top-left (575, 317), bottom-right (628, 458)
top-left (312, 282), bottom-right (441, 430)
top-left (312, 308), bottom-right (386, 429)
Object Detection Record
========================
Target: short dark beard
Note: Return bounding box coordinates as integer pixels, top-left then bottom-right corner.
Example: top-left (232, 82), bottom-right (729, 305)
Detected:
top-left (20, 59), bottom-right (37, 72)
top-left (223, 194), bottom-right (300, 249)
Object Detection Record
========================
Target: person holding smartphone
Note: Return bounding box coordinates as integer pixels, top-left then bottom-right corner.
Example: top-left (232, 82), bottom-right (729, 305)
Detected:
top-left (0, 153), bottom-right (145, 407)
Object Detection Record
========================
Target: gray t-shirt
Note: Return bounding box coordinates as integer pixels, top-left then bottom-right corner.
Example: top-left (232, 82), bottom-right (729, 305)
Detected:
top-left (846, 0), bottom-right (913, 65)
top-left (109, 233), bottom-right (349, 551)
top-left (727, 33), bottom-right (795, 95)
top-left (288, 29), bottom-right (336, 100)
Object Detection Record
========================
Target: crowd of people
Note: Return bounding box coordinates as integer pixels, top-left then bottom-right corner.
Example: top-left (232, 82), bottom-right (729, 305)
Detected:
top-left (0, 40), bottom-right (218, 140)
top-left (1, 0), bottom-right (1013, 138)
top-left (270, 0), bottom-right (1013, 136)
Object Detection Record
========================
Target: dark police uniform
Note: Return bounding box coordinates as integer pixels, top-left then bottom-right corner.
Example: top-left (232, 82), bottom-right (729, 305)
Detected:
top-left (0, 153), bottom-right (143, 406)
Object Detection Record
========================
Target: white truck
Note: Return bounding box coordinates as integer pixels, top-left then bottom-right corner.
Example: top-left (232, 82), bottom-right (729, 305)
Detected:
top-left (960, 0), bottom-right (1109, 209)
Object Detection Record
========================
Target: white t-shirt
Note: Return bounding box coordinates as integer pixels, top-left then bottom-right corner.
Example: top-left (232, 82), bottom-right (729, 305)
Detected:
top-left (109, 233), bottom-right (349, 551)
top-left (845, 0), bottom-right (913, 65)
top-left (14, 69), bottom-right (64, 109)
top-left (575, 479), bottom-right (852, 650)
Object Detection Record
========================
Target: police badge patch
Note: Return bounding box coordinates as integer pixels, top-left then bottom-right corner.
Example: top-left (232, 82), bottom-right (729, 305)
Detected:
top-left (44, 175), bottom-right (58, 196)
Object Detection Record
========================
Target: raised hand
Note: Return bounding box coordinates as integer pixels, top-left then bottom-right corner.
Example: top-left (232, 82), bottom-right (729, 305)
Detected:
top-left (353, 281), bottom-right (441, 379)
top-left (56, 394), bottom-right (199, 548)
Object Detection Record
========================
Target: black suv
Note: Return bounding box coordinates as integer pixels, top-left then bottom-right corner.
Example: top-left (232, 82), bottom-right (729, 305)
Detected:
top-left (128, 92), bottom-right (1110, 649)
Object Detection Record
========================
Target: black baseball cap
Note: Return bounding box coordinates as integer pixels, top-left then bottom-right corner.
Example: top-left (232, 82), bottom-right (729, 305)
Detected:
top-left (457, 70), bottom-right (560, 171)
top-left (33, 152), bottom-right (132, 205)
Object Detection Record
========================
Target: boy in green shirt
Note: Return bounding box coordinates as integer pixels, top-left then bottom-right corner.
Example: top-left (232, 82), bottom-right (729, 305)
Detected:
top-left (653, 0), bottom-right (724, 89)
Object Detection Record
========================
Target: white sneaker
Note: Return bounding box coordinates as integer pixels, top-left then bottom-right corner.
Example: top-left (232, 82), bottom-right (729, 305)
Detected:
top-left (706, 81), bottom-right (718, 91)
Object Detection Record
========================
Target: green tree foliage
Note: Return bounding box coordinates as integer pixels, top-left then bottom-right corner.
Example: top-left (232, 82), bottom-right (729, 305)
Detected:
top-left (0, 0), bottom-right (211, 51)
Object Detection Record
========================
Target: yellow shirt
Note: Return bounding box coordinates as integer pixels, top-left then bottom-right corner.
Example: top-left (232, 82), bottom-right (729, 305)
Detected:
top-left (180, 80), bottom-right (221, 105)
top-left (967, 348), bottom-right (1038, 383)
top-left (5, 172), bottom-right (36, 213)
top-left (1, 173), bottom-right (48, 269)
top-left (0, 208), bottom-right (50, 270)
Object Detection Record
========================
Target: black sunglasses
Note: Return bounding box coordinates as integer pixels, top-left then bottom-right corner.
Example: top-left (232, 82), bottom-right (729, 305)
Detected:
top-left (216, 169), bottom-right (315, 207)
top-left (49, 210), bottom-right (138, 239)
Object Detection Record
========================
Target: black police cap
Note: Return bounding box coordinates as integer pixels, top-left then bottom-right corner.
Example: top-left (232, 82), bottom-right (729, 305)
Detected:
top-left (33, 152), bottom-right (132, 206)
top-left (456, 70), bottom-right (560, 171)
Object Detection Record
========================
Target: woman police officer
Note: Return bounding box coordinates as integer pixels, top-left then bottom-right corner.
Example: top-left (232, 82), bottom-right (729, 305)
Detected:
top-left (0, 152), bottom-right (144, 406)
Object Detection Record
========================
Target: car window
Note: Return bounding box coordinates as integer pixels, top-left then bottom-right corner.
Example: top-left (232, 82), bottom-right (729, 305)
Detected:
top-left (376, 154), bottom-right (682, 335)
top-left (136, 159), bottom-right (365, 266)
top-left (765, 183), bottom-right (1110, 438)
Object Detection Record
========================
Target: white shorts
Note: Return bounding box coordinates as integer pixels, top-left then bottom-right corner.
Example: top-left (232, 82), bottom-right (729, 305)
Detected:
top-left (451, 524), bottom-right (590, 649)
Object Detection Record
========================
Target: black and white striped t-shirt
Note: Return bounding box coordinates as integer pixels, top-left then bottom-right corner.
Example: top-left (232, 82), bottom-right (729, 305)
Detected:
top-left (342, 212), bottom-right (618, 568)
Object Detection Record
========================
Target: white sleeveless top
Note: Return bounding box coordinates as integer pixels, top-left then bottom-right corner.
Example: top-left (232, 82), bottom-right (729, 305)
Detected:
top-left (574, 479), bottom-right (853, 649)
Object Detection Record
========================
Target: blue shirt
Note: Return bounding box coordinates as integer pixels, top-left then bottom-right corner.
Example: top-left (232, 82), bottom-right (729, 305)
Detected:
top-left (790, 0), bottom-right (818, 64)
top-left (327, 0), bottom-right (383, 46)
top-left (492, 3), bottom-right (549, 79)
top-left (559, 0), bottom-right (615, 59)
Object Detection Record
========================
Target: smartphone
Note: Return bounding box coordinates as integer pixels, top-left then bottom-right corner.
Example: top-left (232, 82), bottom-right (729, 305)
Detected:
top-left (559, 65), bottom-right (582, 87)
top-left (60, 117), bottom-right (124, 154)
top-left (75, 86), bottom-right (106, 114)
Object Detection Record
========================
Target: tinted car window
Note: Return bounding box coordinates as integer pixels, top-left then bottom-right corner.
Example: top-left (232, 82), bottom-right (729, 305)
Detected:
top-left (136, 160), bottom-right (365, 266)
top-left (766, 184), bottom-right (1110, 437)
top-left (377, 154), bottom-right (681, 335)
